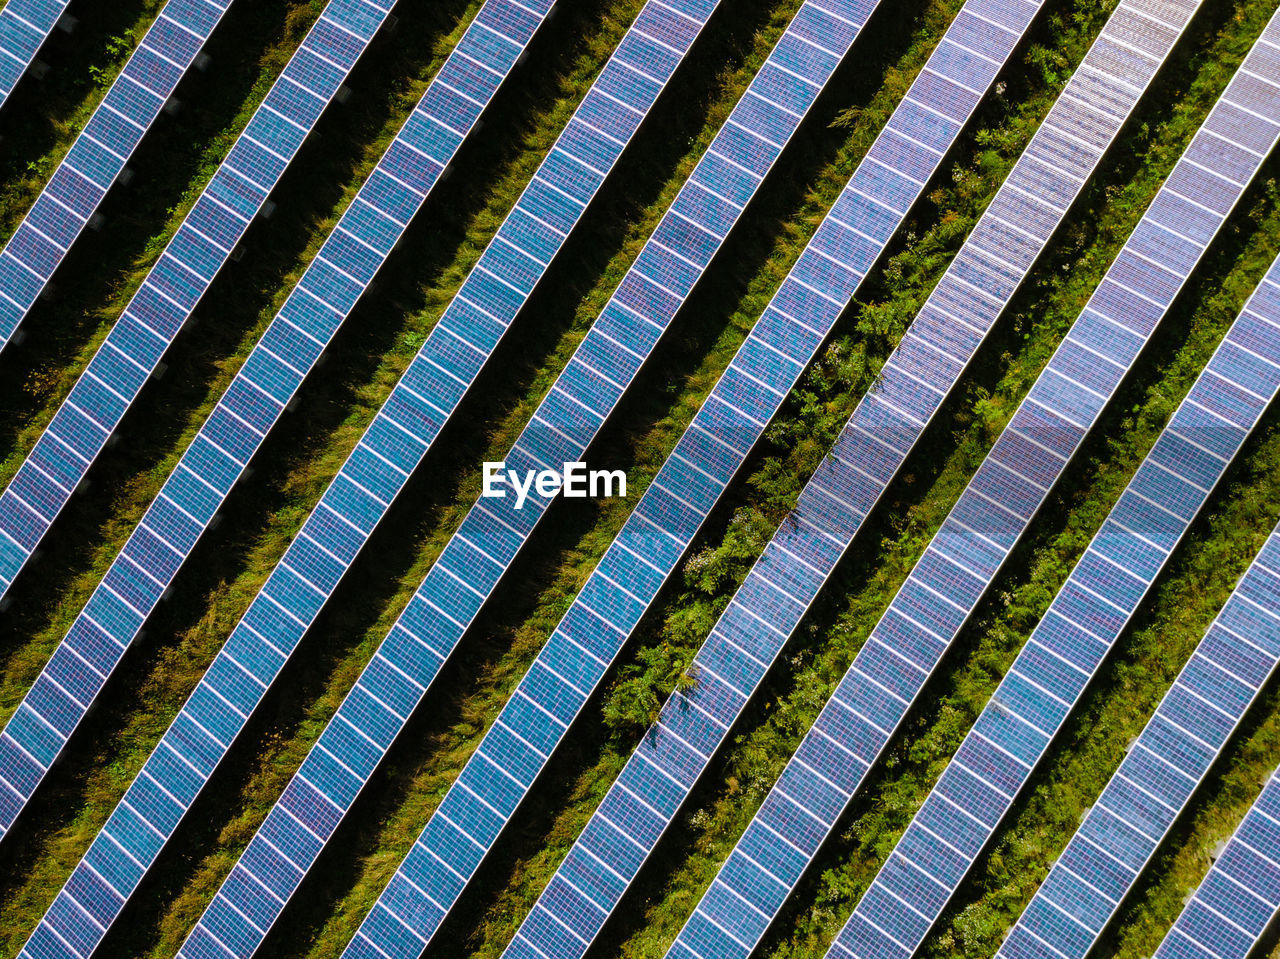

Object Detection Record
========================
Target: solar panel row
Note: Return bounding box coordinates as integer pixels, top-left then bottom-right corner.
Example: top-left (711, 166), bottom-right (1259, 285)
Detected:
top-left (1153, 759), bottom-right (1280, 959)
top-left (0, 0), bottom-right (554, 851)
top-left (824, 25), bottom-right (1280, 959)
top-left (354, 2), bottom-right (1213, 958)
top-left (167, 3), bottom-right (879, 957)
top-left (336, 10), bottom-right (910, 959)
top-left (638, 1), bottom-right (1209, 956)
top-left (0, 0), bottom-right (233, 355)
top-left (11, 1), bottom-right (726, 956)
top-left (998, 258), bottom-right (1280, 959)
top-left (0, 0), bottom-right (396, 602)
top-left (3, 3), bottom-right (1277, 959)
top-left (493, 1), bottom-right (1051, 955)
top-left (0, 0), bottom-right (72, 109)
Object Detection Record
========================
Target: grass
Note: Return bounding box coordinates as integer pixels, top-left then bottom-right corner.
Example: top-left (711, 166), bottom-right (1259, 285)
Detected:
top-left (0, 0), bottom-right (326, 467)
top-left (0, 0), bottom-right (1276, 955)
top-left (577, 2), bottom-right (1280, 957)
top-left (257, 0), bottom-right (1254, 953)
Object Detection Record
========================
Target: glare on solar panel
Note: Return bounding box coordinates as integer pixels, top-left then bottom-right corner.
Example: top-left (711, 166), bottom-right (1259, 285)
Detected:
top-left (817, 18), bottom-right (1280, 959)
top-left (488, 1), bottom-right (1052, 956)
top-left (636, 1), bottom-right (1261, 957)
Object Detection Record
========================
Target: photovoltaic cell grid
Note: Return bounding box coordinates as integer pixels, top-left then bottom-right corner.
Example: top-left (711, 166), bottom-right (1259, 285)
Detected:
top-left (173, 2), bottom-right (879, 956)
top-left (189, 1), bottom-right (765, 956)
top-left (1152, 760), bottom-right (1280, 959)
top-left (353, 0), bottom-right (1210, 956)
top-left (12, 1), bottom-right (722, 956)
top-left (0, 0), bottom-right (553, 854)
top-left (825, 29), bottom-right (1280, 959)
top-left (0, 0), bottom-right (72, 108)
top-left (999, 261), bottom-right (1280, 959)
top-left (0, 0), bottom-right (396, 601)
top-left (498, 1), bottom-right (1051, 956)
top-left (336, 9), bottom-right (893, 959)
top-left (0, 0), bottom-right (233, 354)
top-left (653, 1), bottom-right (1207, 957)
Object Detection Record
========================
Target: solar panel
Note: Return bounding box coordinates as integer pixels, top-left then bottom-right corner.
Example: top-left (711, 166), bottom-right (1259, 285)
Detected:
top-left (164, 4), bottom-right (883, 957)
top-left (7, 1), bottom-right (726, 956)
top-left (655, 0), bottom-right (1254, 952)
top-left (818, 30), bottom-right (1280, 959)
top-left (0, 0), bottom-right (560, 851)
top-left (1151, 760), bottom-right (1280, 959)
top-left (996, 263), bottom-right (1280, 959)
top-left (0, 0), bottom-right (396, 603)
top-left (0, 0), bottom-right (72, 110)
top-left (490, 1), bottom-right (1054, 955)
top-left (337, 0), bottom-right (1216, 955)
top-left (0, 0), bottom-right (234, 355)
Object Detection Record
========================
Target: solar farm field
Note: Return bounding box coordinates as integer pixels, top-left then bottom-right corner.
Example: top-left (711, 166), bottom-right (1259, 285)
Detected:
top-left (0, 1), bottom-right (1279, 958)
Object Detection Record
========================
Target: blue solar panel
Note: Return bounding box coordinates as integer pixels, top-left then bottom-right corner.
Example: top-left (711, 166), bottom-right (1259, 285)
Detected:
top-left (0, 0), bottom-right (234, 354)
top-left (7, 1), bottom-right (727, 956)
top-left (488, 2), bottom-right (1053, 956)
top-left (331, 0), bottom-right (1220, 956)
top-left (0, 0), bottom-right (556, 852)
top-left (0, 0), bottom-right (396, 603)
top-left (0, 0), bottom-right (72, 109)
top-left (649, 1), bottom-right (1252, 956)
top-left (163, 4), bottom-right (881, 957)
top-left (347, 1), bottom-right (1219, 957)
top-left (818, 25), bottom-right (1280, 959)
top-left (996, 275), bottom-right (1280, 959)
top-left (1150, 760), bottom-right (1280, 959)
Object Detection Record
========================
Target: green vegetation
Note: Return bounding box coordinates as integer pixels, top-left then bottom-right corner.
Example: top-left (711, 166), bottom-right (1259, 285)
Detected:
top-left (604, 2), bottom-right (1280, 957)
top-left (304, 0), bottom-right (1280, 956)
top-left (0, 0), bottom-right (327, 461)
top-left (0, 0), bottom-right (1277, 957)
